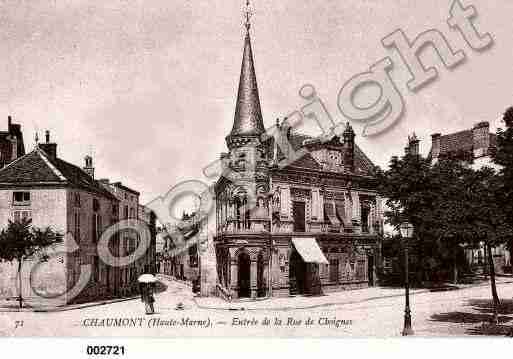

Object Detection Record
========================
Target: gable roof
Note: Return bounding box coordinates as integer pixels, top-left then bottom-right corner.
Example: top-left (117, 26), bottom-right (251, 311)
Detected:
top-left (0, 148), bottom-right (118, 200)
top-left (277, 132), bottom-right (376, 176)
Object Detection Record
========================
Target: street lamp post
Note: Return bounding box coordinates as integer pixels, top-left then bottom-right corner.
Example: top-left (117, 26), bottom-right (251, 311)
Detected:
top-left (400, 221), bottom-right (414, 336)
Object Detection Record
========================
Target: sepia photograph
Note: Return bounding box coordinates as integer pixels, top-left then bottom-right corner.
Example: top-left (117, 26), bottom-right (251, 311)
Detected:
top-left (0, 1), bottom-right (513, 352)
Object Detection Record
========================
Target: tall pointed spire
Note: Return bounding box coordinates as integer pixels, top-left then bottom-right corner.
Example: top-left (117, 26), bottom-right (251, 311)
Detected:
top-left (228, 0), bottom-right (265, 142)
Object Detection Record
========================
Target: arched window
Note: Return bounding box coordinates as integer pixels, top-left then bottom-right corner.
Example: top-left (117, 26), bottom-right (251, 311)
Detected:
top-left (243, 197), bottom-right (250, 230)
top-left (235, 198), bottom-right (242, 230)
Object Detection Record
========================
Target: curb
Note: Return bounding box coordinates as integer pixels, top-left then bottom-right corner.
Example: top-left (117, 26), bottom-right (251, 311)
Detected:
top-left (157, 274), bottom-right (192, 288)
top-left (194, 279), bottom-right (513, 312)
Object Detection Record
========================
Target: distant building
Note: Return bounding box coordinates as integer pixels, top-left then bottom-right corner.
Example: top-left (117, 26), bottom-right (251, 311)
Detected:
top-left (159, 212), bottom-right (201, 283)
top-left (138, 204), bottom-right (157, 274)
top-left (98, 178), bottom-right (150, 295)
top-left (430, 121), bottom-right (500, 170)
top-left (0, 116), bottom-right (25, 168)
top-left (429, 122), bottom-right (510, 273)
top-left (155, 229), bottom-right (167, 273)
top-left (0, 131), bottom-right (120, 304)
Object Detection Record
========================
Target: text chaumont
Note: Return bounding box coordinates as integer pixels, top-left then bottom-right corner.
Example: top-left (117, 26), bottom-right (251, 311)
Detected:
top-left (82, 318), bottom-right (146, 328)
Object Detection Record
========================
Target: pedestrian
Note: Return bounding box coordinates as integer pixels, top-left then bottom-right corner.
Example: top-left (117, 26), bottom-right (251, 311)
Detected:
top-left (140, 282), bottom-right (155, 315)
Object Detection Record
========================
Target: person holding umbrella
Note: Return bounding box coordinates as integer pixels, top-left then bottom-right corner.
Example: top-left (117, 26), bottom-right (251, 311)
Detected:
top-left (138, 273), bottom-right (157, 315)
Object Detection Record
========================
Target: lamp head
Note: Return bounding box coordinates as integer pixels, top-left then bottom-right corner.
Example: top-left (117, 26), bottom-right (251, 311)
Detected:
top-left (400, 222), bottom-right (414, 238)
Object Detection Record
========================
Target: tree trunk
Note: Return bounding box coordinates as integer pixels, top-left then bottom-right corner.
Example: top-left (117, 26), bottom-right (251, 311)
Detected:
top-left (452, 244), bottom-right (459, 285)
top-left (486, 244), bottom-right (500, 325)
top-left (17, 259), bottom-right (23, 309)
top-left (417, 235), bottom-right (425, 286)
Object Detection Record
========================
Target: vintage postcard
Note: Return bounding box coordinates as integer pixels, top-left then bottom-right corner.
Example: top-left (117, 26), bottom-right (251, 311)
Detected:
top-left (0, 0), bottom-right (513, 343)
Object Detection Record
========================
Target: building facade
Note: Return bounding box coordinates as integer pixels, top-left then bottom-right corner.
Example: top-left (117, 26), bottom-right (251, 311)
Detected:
top-left (214, 18), bottom-right (383, 300)
top-left (159, 213), bottom-right (201, 283)
top-left (99, 178), bottom-right (156, 296)
top-left (0, 132), bottom-right (120, 304)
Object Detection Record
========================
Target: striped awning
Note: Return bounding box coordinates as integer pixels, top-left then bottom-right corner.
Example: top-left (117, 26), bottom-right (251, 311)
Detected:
top-left (292, 238), bottom-right (329, 265)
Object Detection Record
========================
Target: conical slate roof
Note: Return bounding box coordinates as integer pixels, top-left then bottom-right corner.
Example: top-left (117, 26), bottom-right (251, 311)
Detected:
top-left (229, 30), bottom-right (265, 138)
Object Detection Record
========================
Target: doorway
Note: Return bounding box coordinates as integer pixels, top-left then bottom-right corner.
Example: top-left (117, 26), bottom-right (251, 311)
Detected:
top-left (367, 255), bottom-right (374, 286)
top-left (289, 249), bottom-right (306, 295)
top-left (238, 252), bottom-right (251, 298)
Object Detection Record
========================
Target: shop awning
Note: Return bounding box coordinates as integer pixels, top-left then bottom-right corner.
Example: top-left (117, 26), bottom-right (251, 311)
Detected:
top-left (292, 238), bottom-right (329, 264)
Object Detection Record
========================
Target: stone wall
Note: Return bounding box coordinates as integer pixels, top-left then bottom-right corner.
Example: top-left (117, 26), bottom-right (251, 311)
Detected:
top-left (0, 188), bottom-right (68, 303)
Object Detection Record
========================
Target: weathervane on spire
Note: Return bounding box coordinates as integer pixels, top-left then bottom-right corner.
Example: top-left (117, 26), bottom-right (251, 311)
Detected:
top-left (244, 0), bottom-right (253, 32)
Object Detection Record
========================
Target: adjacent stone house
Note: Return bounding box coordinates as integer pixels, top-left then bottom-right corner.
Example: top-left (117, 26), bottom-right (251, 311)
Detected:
top-left (0, 132), bottom-right (120, 304)
top-left (0, 131), bottom-right (156, 304)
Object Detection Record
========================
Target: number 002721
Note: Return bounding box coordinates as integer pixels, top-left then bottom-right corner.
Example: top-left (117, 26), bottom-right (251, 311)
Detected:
top-left (86, 346), bottom-right (125, 355)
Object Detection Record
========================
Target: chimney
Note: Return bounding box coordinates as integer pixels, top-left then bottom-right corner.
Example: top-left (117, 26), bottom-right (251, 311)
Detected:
top-left (38, 130), bottom-right (57, 159)
top-left (472, 121), bottom-right (490, 158)
top-left (83, 155), bottom-right (95, 179)
top-left (342, 122), bottom-right (356, 171)
top-left (408, 133), bottom-right (420, 156)
top-left (9, 136), bottom-right (18, 161)
top-left (431, 133), bottom-right (441, 159)
top-left (8, 115), bottom-right (12, 130)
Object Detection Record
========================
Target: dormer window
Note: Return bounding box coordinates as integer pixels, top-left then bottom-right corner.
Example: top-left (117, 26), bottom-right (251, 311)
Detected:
top-left (13, 191), bottom-right (30, 206)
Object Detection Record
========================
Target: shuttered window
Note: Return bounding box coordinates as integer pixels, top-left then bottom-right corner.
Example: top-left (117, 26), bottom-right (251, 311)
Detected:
top-left (324, 202), bottom-right (340, 226)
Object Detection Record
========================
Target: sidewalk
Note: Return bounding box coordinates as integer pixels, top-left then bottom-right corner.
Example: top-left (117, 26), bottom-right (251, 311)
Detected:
top-left (194, 276), bottom-right (513, 311)
top-left (0, 294), bottom-right (141, 313)
top-left (0, 274), bottom-right (175, 313)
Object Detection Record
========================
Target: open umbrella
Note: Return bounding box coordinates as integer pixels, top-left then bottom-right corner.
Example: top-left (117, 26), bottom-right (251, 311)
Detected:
top-left (137, 274), bottom-right (157, 283)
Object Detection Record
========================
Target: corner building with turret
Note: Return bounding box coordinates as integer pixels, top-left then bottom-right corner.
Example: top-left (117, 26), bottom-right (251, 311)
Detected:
top-left (214, 12), bottom-right (384, 299)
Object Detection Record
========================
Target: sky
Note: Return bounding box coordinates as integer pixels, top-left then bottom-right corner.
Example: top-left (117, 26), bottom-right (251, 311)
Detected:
top-left (1, 0), bottom-right (512, 207)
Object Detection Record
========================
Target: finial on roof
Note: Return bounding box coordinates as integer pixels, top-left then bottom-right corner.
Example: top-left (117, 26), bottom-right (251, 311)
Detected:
top-left (244, 0), bottom-right (253, 32)
top-left (343, 122), bottom-right (355, 138)
top-left (35, 131), bottom-right (39, 145)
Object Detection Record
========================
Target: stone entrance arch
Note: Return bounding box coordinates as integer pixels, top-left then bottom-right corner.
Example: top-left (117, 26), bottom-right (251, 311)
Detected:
top-left (238, 251), bottom-right (251, 298)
